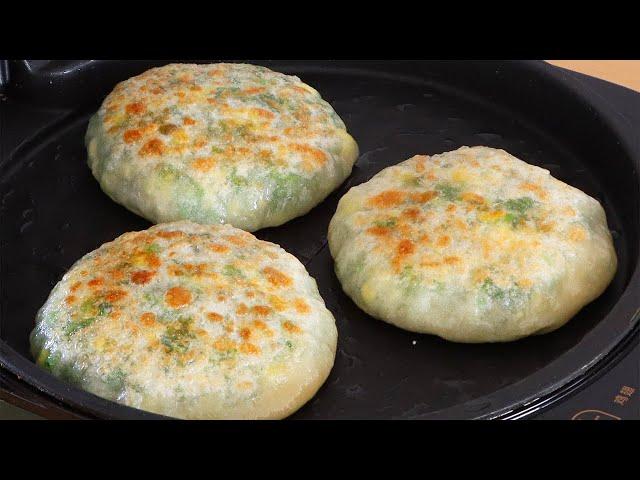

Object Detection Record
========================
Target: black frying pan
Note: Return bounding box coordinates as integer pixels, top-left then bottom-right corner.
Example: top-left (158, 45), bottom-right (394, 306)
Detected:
top-left (0, 60), bottom-right (638, 419)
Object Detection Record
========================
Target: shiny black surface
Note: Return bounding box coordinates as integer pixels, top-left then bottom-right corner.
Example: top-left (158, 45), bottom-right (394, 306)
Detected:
top-left (0, 61), bottom-right (638, 419)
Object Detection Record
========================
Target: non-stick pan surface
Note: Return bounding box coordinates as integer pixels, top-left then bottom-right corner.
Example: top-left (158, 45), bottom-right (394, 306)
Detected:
top-left (0, 60), bottom-right (638, 419)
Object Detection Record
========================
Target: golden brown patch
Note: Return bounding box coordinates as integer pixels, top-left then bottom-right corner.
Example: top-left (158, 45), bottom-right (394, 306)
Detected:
top-left (108, 268), bottom-right (125, 281)
top-left (443, 256), bottom-right (461, 265)
top-left (131, 270), bottom-right (155, 285)
top-left (397, 239), bottom-right (415, 256)
top-left (268, 295), bottom-right (287, 312)
top-left (158, 124), bottom-right (178, 135)
top-left (562, 206), bottom-right (576, 217)
top-left (183, 116), bottom-right (196, 126)
top-left (539, 221), bottom-right (556, 232)
top-left (88, 278), bottom-right (104, 288)
top-left (140, 312), bottom-right (156, 327)
top-left (251, 305), bottom-right (272, 316)
top-left (125, 102), bottom-right (146, 115)
top-left (253, 319), bottom-right (271, 332)
top-left (568, 226), bottom-right (587, 242)
top-left (65, 295), bottom-right (76, 305)
top-left (293, 298), bottom-right (310, 314)
top-left (156, 230), bottom-right (184, 239)
top-left (165, 287), bottom-right (192, 308)
top-left (410, 191), bottom-right (438, 203)
top-left (105, 289), bottom-right (127, 303)
top-left (209, 243), bottom-right (229, 253)
top-left (369, 190), bottom-right (405, 209)
top-left (123, 129), bottom-right (143, 143)
top-left (366, 226), bottom-right (392, 237)
top-left (517, 279), bottom-right (533, 288)
top-left (250, 108), bottom-right (275, 119)
top-left (225, 234), bottom-right (248, 246)
top-left (192, 157), bottom-right (216, 172)
top-left (168, 265), bottom-right (183, 277)
top-left (236, 303), bottom-right (249, 315)
top-left (239, 327), bottom-right (251, 340)
top-left (402, 207), bottom-right (421, 221)
top-left (288, 143), bottom-right (327, 167)
top-left (70, 282), bottom-right (82, 293)
top-left (139, 138), bottom-right (165, 156)
top-left (436, 236), bottom-right (451, 248)
top-left (446, 204), bottom-right (457, 213)
top-left (243, 87), bottom-right (266, 95)
top-left (479, 210), bottom-right (506, 222)
top-left (214, 337), bottom-right (237, 352)
top-left (418, 234), bottom-right (431, 244)
top-left (461, 192), bottom-right (485, 205)
top-left (145, 252), bottom-right (161, 268)
top-left (240, 343), bottom-right (261, 355)
top-left (207, 312), bottom-right (223, 323)
top-left (283, 321), bottom-right (302, 334)
top-left (520, 182), bottom-right (547, 199)
top-left (263, 267), bottom-right (293, 288)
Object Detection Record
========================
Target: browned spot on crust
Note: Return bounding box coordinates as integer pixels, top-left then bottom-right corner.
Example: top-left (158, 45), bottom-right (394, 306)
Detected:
top-left (461, 192), bottom-right (485, 205)
top-left (209, 243), bottom-right (229, 253)
top-left (539, 221), bottom-right (555, 232)
top-left (446, 204), bottom-right (457, 213)
top-left (236, 303), bottom-right (249, 315)
top-left (140, 312), bottom-right (156, 326)
top-left (65, 295), bottom-right (76, 305)
top-left (165, 287), bottom-right (192, 308)
top-left (105, 289), bottom-right (127, 303)
top-left (145, 252), bottom-right (161, 268)
top-left (243, 87), bottom-right (266, 95)
top-left (402, 207), bottom-right (421, 221)
top-left (239, 327), bottom-right (251, 340)
top-left (125, 102), bottom-right (145, 115)
top-left (226, 234), bottom-right (249, 246)
top-left (131, 270), bottom-right (155, 285)
top-left (293, 298), bottom-right (310, 314)
top-left (158, 123), bottom-right (179, 135)
top-left (207, 312), bottom-right (223, 322)
top-left (156, 230), bottom-right (184, 239)
top-left (568, 226), bottom-right (587, 242)
top-left (70, 282), bottom-right (82, 293)
top-left (418, 234), bottom-right (431, 244)
top-left (520, 182), bottom-right (547, 199)
top-left (268, 295), bottom-right (287, 312)
top-left (366, 226), bottom-right (391, 237)
top-left (262, 267), bottom-right (292, 288)
top-left (214, 337), bottom-right (237, 352)
top-left (369, 190), bottom-right (405, 208)
top-left (183, 116), bottom-right (196, 126)
top-left (283, 321), bottom-right (302, 334)
top-left (123, 129), bottom-right (143, 143)
top-left (250, 108), bottom-right (275, 119)
top-left (192, 157), bottom-right (216, 172)
top-left (88, 278), bottom-right (104, 288)
top-left (443, 256), bottom-right (460, 265)
top-left (436, 236), bottom-right (451, 248)
top-left (139, 138), bottom-right (165, 156)
top-left (410, 191), bottom-right (438, 203)
top-left (108, 268), bottom-right (125, 281)
top-left (397, 239), bottom-right (415, 256)
top-left (251, 305), bottom-right (272, 316)
top-left (240, 342), bottom-right (260, 355)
